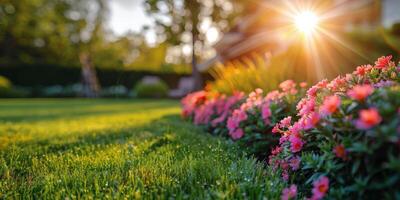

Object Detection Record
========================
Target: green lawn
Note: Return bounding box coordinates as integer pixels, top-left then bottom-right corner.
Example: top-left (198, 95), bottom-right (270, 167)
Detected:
top-left (0, 99), bottom-right (281, 199)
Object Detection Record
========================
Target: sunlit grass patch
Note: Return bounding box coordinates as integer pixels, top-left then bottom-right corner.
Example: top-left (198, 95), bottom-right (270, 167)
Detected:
top-left (0, 99), bottom-right (279, 199)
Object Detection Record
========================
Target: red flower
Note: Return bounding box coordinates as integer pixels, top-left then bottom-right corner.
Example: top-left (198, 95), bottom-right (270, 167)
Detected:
top-left (333, 144), bottom-right (347, 160)
top-left (355, 108), bottom-right (382, 130)
top-left (374, 55), bottom-right (392, 69)
top-left (347, 84), bottom-right (374, 101)
top-left (354, 64), bottom-right (373, 76)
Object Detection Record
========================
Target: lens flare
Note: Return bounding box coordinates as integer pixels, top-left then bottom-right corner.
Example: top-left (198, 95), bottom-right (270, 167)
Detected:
top-left (295, 11), bottom-right (318, 35)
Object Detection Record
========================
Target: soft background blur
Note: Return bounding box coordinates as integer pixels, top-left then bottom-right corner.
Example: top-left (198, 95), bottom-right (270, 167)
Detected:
top-left (0, 0), bottom-right (399, 98)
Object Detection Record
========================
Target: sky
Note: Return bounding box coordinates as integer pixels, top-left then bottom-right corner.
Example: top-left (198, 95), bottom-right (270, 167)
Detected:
top-left (108, 0), bottom-right (156, 43)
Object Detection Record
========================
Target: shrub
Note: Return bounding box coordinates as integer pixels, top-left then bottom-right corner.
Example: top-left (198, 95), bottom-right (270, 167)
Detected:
top-left (0, 75), bottom-right (27, 98)
top-left (0, 75), bottom-right (11, 90)
top-left (41, 84), bottom-right (83, 97)
top-left (269, 56), bottom-right (400, 199)
top-left (183, 55), bottom-right (400, 199)
top-left (134, 79), bottom-right (169, 98)
top-left (100, 85), bottom-right (129, 98)
top-left (226, 81), bottom-right (306, 158)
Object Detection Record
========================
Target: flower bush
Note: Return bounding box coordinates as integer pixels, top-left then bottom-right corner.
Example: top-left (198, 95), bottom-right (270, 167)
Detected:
top-left (182, 80), bottom-right (306, 158)
top-left (226, 81), bottom-right (306, 158)
top-left (270, 56), bottom-right (400, 199)
top-left (182, 55), bottom-right (400, 199)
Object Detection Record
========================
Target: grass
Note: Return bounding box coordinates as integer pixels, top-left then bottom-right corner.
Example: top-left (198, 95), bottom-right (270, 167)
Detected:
top-left (0, 99), bottom-right (282, 199)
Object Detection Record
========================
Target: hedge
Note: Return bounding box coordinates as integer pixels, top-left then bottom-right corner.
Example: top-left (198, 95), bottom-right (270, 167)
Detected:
top-left (0, 64), bottom-right (212, 89)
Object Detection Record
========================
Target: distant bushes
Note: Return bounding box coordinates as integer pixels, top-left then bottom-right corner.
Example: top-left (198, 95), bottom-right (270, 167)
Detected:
top-left (0, 75), bottom-right (28, 98)
top-left (0, 64), bottom-right (211, 89)
top-left (134, 78), bottom-right (169, 98)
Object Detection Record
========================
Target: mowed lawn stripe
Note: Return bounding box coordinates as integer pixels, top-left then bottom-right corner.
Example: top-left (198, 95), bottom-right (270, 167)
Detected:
top-left (0, 99), bottom-right (280, 199)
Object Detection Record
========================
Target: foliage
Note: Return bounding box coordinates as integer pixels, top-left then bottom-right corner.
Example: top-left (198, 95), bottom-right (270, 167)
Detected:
top-left (0, 75), bottom-right (27, 98)
top-left (209, 54), bottom-right (288, 95)
top-left (134, 79), bottom-right (169, 98)
top-left (0, 64), bottom-right (194, 89)
top-left (100, 85), bottom-right (130, 98)
top-left (0, 99), bottom-right (280, 199)
top-left (0, 75), bottom-right (11, 90)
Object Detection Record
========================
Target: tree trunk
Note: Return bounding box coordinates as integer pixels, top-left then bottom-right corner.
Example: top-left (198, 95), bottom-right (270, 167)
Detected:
top-left (191, 30), bottom-right (203, 91)
top-left (79, 52), bottom-right (100, 98)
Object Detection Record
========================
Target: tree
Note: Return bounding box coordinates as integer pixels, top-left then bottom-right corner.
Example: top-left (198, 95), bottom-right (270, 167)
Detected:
top-left (0, 0), bottom-right (109, 97)
top-left (144, 0), bottom-right (247, 90)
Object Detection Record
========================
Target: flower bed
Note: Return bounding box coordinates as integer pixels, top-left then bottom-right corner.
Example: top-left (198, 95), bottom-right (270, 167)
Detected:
top-left (182, 56), bottom-right (400, 199)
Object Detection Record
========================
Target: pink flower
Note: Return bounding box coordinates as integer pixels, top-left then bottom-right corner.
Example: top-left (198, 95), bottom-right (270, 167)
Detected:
top-left (302, 112), bottom-right (320, 130)
top-left (355, 108), bottom-right (382, 130)
top-left (281, 184), bottom-right (297, 200)
top-left (272, 125), bottom-right (280, 133)
top-left (311, 176), bottom-right (329, 200)
top-left (320, 95), bottom-right (341, 116)
top-left (347, 84), bottom-right (374, 101)
top-left (280, 80), bottom-right (296, 92)
top-left (333, 144), bottom-right (347, 160)
top-left (374, 55), bottom-right (392, 69)
top-left (354, 64), bottom-right (373, 76)
top-left (328, 76), bottom-right (346, 91)
top-left (282, 170), bottom-right (289, 181)
top-left (227, 109), bottom-right (248, 139)
top-left (227, 117), bottom-right (238, 132)
top-left (289, 156), bottom-right (301, 170)
top-left (261, 102), bottom-right (272, 125)
top-left (265, 90), bottom-right (281, 101)
top-left (279, 116), bottom-right (292, 129)
top-left (298, 98), bottom-right (316, 116)
top-left (307, 86), bottom-right (318, 97)
top-left (289, 135), bottom-right (304, 153)
top-left (230, 128), bottom-right (244, 140)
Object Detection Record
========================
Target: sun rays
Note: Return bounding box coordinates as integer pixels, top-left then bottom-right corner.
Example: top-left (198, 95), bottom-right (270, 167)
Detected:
top-left (254, 0), bottom-right (375, 82)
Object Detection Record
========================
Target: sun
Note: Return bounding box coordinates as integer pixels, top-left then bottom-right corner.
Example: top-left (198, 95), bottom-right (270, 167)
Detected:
top-left (295, 11), bottom-right (319, 35)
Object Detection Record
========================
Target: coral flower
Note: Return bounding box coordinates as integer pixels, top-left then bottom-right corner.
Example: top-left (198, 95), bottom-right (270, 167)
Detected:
top-left (355, 108), bottom-right (382, 130)
top-left (281, 184), bottom-right (297, 200)
top-left (320, 95), bottom-right (341, 116)
top-left (300, 82), bottom-right (308, 88)
top-left (311, 176), bottom-right (329, 200)
top-left (333, 144), bottom-right (347, 160)
top-left (374, 55), bottom-right (392, 69)
top-left (347, 84), bottom-right (374, 101)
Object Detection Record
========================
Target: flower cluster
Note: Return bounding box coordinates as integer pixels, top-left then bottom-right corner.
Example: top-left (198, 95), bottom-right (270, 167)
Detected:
top-left (269, 55), bottom-right (400, 199)
top-left (182, 55), bottom-right (400, 199)
top-left (182, 80), bottom-right (306, 158)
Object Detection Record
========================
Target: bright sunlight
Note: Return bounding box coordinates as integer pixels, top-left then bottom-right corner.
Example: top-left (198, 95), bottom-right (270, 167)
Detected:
top-left (295, 11), bottom-right (319, 35)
